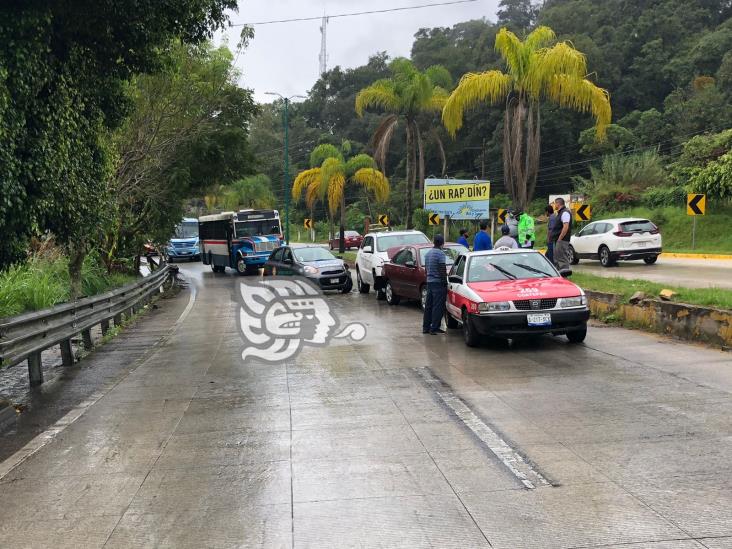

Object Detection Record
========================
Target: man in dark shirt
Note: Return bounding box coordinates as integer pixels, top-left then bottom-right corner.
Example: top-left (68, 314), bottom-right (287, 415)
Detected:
top-left (422, 234), bottom-right (448, 335)
top-left (473, 221), bottom-right (493, 251)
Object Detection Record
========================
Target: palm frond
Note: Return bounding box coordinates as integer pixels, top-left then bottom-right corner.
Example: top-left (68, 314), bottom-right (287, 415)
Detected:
top-left (425, 65), bottom-right (453, 90)
top-left (352, 168), bottom-right (390, 203)
top-left (546, 75), bottom-right (612, 140)
top-left (442, 71), bottom-right (513, 136)
top-left (326, 172), bottom-right (346, 215)
top-left (319, 157), bottom-right (345, 200)
top-left (345, 153), bottom-right (376, 177)
top-left (309, 143), bottom-right (343, 168)
top-left (532, 42), bottom-right (587, 97)
top-left (371, 114), bottom-right (399, 170)
top-left (425, 86), bottom-right (449, 112)
top-left (292, 168), bottom-right (321, 201)
top-left (524, 26), bottom-right (556, 49)
top-left (355, 80), bottom-right (400, 116)
top-left (495, 28), bottom-right (524, 78)
top-left (305, 179), bottom-right (321, 210)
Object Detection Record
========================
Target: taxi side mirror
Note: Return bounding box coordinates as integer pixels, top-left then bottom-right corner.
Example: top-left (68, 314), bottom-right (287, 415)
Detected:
top-left (448, 275), bottom-right (463, 284)
top-left (560, 269), bottom-right (572, 278)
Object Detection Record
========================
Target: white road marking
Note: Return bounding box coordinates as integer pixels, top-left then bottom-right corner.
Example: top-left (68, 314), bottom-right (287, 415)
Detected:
top-left (414, 366), bottom-right (551, 490)
top-left (0, 280), bottom-right (198, 481)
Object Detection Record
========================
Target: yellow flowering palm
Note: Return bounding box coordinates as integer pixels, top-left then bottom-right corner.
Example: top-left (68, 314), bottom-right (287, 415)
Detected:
top-left (293, 143), bottom-right (389, 252)
top-left (442, 26), bottom-right (611, 209)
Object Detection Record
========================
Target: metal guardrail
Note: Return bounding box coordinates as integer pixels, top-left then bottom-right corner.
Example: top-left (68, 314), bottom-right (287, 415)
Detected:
top-left (0, 265), bottom-right (172, 386)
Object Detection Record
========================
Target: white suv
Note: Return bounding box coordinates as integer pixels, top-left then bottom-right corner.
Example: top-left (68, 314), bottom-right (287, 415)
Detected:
top-left (570, 218), bottom-right (662, 267)
top-left (356, 230), bottom-right (430, 299)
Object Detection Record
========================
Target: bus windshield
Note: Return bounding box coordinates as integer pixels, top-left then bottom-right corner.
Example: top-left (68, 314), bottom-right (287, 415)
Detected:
top-left (235, 219), bottom-right (281, 238)
top-left (174, 222), bottom-right (198, 239)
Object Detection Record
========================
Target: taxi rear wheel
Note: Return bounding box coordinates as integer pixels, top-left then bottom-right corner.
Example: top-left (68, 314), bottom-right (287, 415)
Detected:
top-left (462, 309), bottom-right (480, 347)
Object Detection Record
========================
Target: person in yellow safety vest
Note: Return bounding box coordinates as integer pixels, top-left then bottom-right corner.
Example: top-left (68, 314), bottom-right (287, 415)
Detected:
top-left (517, 211), bottom-right (536, 248)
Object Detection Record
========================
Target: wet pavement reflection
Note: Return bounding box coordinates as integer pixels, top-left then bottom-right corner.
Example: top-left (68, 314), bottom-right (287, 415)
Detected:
top-left (1, 262), bottom-right (731, 548)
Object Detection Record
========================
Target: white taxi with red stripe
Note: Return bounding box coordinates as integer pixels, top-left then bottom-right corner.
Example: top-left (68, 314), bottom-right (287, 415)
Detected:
top-left (445, 249), bottom-right (590, 347)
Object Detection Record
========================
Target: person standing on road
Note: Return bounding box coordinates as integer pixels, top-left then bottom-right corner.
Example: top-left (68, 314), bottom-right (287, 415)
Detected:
top-left (472, 221), bottom-right (493, 251)
top-left (422, 234), bottom-right (448, 335)
top-left (494, 224), bottom-right (519, 249)
top-left (518, 211), bottom-right (536, 248)
top-left (545, 204), bottom-right (557, 263)
top-left (457, 228), bottom-right (470, 249)
top-left (551, 197), bottom-right (573, 272)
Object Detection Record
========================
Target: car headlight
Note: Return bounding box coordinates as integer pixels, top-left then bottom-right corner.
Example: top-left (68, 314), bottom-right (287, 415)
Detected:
top-left (303, 266), bottom-right (318, 275)
top-left (559, 296), bottom-right (587, 308)
top-left (478, 301), bottom-right (511, 312)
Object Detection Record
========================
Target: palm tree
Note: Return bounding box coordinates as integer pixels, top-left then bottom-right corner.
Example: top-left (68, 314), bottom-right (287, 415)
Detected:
top-left (355, 58), bottom-right (451, 229)
top-left (292, 143), bottom-right (389, 253)
top-left (442, 26), bottom-right (612, 209)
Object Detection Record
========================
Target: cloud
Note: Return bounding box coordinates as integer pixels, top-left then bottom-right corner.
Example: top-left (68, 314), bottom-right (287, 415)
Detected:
top-left (218, 0), bottom-right (499, 102)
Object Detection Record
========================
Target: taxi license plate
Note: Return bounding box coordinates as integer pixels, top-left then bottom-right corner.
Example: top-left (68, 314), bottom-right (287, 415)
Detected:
top-left (527, 313), bottom-right (551, 326)
top-left (330, 278), bottom-right (340, 284)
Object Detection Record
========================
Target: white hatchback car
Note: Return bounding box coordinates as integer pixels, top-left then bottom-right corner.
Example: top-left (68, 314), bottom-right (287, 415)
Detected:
top-left (356, 229), bottom-right (430, 299)
top-left (569, 218), bottom-right (662, 267)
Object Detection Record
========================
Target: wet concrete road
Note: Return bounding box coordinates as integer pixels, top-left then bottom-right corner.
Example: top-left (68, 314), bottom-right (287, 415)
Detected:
top-left (2, 262), bottom-right (732, 548)
top-left (574, 256), bottom-right (732, 289)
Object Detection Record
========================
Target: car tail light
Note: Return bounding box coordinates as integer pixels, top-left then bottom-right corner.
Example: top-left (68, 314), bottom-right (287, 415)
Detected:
top-left (613, 231), bottom-right (633, 237)
top-left (650, 225), bottom-right (660, 234)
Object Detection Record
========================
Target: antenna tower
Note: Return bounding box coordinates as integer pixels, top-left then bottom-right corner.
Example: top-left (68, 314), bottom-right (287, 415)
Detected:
top-left (319, 15), bottom-right (329, 76)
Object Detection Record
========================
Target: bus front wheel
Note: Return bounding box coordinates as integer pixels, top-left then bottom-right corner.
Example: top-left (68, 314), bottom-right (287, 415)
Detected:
top-left (236, 257), bottom-right (248, 276)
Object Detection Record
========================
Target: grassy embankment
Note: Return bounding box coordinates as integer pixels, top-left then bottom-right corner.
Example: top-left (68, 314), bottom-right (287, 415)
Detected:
top-left (572, 272), bottom-right (732, 310)
top-left (0, 255), bottom-right (135, 319)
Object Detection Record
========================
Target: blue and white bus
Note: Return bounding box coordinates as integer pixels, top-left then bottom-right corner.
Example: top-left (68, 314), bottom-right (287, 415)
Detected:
top-left (199, 209), bottom-right (282, 274)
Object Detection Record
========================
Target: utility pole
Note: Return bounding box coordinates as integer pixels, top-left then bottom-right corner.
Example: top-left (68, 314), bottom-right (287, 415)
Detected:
top-left (266, 92), bottom-right (305, 244)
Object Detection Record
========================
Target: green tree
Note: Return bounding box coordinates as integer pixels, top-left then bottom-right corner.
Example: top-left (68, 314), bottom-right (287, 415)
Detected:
top-left (106, 40), bottom-right (257, 267)
top-left (443, 26), bottom-right (611, 209)
top-left (0, 0), bottom-right (234, 294)
top-left (292, 143), bottom-right (390, 252)
top-left (355, 58), bottom-right (451, 228)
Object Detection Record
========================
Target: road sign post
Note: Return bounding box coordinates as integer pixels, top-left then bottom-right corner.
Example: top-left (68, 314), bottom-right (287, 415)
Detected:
top-left (687, 194), bottom-right (706, 250)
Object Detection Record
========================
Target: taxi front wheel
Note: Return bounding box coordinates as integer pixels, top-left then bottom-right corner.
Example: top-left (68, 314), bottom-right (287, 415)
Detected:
top-left (567, 326), bottom-right (587, 343)
top-left (462, 309), bottom-right (480, 347)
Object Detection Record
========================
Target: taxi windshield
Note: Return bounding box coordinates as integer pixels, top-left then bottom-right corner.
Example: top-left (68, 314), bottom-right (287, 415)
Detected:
top-left (467, 252), bottom-right (558, 282)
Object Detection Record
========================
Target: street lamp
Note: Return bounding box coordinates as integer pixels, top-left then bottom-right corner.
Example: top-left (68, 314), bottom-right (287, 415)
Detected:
top-left (265, 92), bottom-right (306, 245)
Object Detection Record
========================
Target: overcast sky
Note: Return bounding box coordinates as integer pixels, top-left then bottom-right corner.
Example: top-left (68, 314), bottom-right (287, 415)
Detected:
top-left (218, 0), bottom-right (501, 103)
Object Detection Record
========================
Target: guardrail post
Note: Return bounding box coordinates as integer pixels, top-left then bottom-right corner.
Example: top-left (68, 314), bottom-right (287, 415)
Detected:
top-left (28, 353), bottom-right (43, 386)
top-left (82, 329), bottom-right (93, 350)
top-left (100, 319), bottom-right (110, 335)
top-left (60, 339), bottom-right (74, 367)
top-left (114, 313), bottom-right (123, 327)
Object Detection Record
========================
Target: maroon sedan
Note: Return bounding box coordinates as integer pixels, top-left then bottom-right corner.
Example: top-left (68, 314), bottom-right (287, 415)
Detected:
top-left (329, 230), bottom-right (363, 250)
top-left (382, 243), bottom-right (468, 309)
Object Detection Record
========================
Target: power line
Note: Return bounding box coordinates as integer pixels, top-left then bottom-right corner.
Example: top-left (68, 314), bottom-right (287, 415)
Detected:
top-left (234, 0), bottom-right (479, 26)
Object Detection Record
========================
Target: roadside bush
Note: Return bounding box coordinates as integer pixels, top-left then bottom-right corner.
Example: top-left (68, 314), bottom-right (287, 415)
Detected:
top-left (641, 185), bottom-right (687, 208)
top-left (0, 254), bottom-right (135, 319)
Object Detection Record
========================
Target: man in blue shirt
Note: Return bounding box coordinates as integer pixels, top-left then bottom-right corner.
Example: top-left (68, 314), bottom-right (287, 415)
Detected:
top-left (457, 228), bottom-right (470, 249)
top-left (472, 221), bottom-right (493, 251)
top-left (422, 234), bottom-right (448, 335)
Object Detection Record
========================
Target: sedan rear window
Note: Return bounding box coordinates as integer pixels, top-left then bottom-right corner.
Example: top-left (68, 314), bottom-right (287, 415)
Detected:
top-left (376, 233), bottom-right (429, 250)
top-left (619, 220), bottom-right (657, 233)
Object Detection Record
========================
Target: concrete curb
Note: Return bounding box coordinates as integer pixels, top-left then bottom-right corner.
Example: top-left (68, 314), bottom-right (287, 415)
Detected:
top-left (661, 252), bottom-right (732, 260)
top-left (586, 290), bottom-right (732, 348)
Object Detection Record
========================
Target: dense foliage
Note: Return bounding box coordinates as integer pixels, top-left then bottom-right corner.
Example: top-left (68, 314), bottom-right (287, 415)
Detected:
top-left (254, 0), bottom-right (731, 229)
